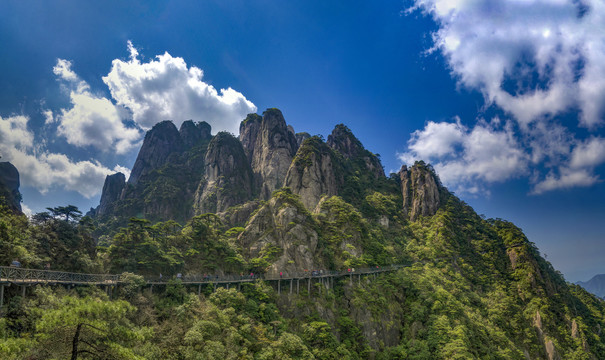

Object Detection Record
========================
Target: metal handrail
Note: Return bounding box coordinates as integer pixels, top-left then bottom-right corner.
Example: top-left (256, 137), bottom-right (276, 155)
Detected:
top-left (0, 266), bottom-right (119, 284)
top-left (0, 263), bottom-right (411, 285)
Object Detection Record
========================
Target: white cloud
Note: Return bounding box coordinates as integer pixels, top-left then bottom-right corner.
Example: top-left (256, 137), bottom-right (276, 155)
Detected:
top-left (533, 168), bottom-right (599, 194)
top-left (405, 0), bottom-right (605, 194)
top-left (21, 203), bottom-right (32, 217)
top-left (406, 117), bottom-right (465, 159)
top-left (43, 110), bottom-right (54, 125)
top-left (570, 137), bottom-right (605, 169)
top-left (0, 115), bottom-right (126, 198)
top-left (53, 59), bottom-right (78, 82)
top-left (54, 59), bottom-right (141, 154)
top-left (531, 136), bottom-right (605, 193)
top-left (399, 118), bottom-right (528, 194)
top-left (102, 41), bottom-right (257, 133)
top-left (412, 0), bottom-right (605, 128)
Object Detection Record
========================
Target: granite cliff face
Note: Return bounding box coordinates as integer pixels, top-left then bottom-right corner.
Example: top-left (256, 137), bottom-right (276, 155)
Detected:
top-left (237, 189), bottom-right (320, 275)
top-left (284, 136), bottom-right (342, 211)
top-left (246, 109), bottom-right (298, 199)
top-left (327, 124), bottom-right (384, 180)
top-left (0, 162), bottom-right (21, 212)
top-left (95, 172), bottom-right (125, 217)
top-left (93, 108), bottom-right (398, 230)
top-left (179, 120), bottom-right (211, 148)
top-left (194, 132), bottom-right (255, 214)
top-left (128, 121), bottom-right (184, 185)
top-left (239, 113), bottom-right (262, 160)
top-left (399, 162), bottom-right (443, 221)
top-left (295, 132), bottom-right (310, 148)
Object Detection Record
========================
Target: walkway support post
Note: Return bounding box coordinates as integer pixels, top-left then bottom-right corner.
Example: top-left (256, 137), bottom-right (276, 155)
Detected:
top-left (22, 286), bottom-right (26, 297)
top-left (290, 279), bottom-right (293, 295)
top-left (198, 284), bottom-right (201, 296)
top-left (308, 278), bottom-right (311, 295)
top-left (278, 280), bottom-right (281, 295)
top-left (297, 279), bottom-right (300, 295)
top-left (0, 284), bottom-right (4, 309)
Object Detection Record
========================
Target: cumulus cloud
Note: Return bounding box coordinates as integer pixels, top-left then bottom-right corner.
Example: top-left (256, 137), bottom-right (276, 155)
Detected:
top-left (54, 59), bottom-right (141, 154)
top-left (102, 41), bottom-right (256, 133)
top-left (399, 118), bottom-right (528, 194)
top-left (404, 0), bottom-right (605, 194)
top-left (411, 0), bottom-right (605, 128)
top-left (0, 115), bottom-right (125, 198)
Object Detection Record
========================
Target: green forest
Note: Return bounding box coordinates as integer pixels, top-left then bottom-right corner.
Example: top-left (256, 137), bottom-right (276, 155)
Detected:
top-left (1, 183), bottom-right (604, 359)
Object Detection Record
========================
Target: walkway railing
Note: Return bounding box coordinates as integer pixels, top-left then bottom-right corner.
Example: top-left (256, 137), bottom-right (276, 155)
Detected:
top-left (0, 263), bottom-right (411, 286)
top-left (0, 266), bottom-right (120, 285)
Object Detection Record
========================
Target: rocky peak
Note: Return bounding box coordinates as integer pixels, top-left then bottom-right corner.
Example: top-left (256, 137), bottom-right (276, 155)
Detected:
top-left (194, 132), bottom-right (255, 214)
top-left (95, 172), bottom-right (126, 217)
top-left (237, 188), bottom-right (321, 275)
top-left (128, 121), bottom-right (184, 185)
top-left (179, 120), bottom-right (212, 148)
top-left (284, 136), bottom-right (342, 210)
top-left (327, 124), bottom-right (385, 179)
top-left (295, 132), bottom-right (311, 148)
top-left (250, 108), bottom-right (298, 198)
top-left (0, 162), bottom-right (21, 213)
top-left (239, 113), bottom-right (262, 160)
top-left (399, 161), bottom-right (443, 221)
top-left (327, 124), bottom-right (364, 159)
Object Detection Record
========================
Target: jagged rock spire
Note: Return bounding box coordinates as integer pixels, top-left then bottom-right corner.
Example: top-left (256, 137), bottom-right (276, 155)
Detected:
top-left (399, 161), bottom-right (443, 221)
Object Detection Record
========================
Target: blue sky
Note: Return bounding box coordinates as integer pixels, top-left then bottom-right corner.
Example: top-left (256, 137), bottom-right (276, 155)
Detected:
top-left (0, 0), bottom-right (604, 282)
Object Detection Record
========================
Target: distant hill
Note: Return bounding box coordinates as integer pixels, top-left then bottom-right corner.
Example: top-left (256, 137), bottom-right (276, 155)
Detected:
top-left (577, 274), bottom-right (605, 298)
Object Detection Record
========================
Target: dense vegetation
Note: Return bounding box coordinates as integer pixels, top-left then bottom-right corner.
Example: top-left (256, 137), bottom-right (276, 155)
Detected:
top-left (1, 181), bottom-right (604, 359)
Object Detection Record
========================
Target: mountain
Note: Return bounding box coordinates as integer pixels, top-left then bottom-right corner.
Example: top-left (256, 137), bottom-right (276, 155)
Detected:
top-left (0, 161), bottom-right (22, 213)
top-left (577, 274), bottom-right (605, 298)
top-left (75, 108), bottom-right (605, 358)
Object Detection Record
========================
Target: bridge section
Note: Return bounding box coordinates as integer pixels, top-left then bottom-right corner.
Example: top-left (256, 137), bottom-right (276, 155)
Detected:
top-left (0, 264), bottom-right (411, 308)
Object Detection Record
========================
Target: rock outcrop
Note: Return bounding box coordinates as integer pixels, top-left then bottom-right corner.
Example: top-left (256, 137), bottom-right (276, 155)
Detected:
top-left (399, 162), bottom-right (442, 221)
top-left (239, 113), bottom-right (263, 161)
top-left (128, 121), bottom-right (184, 185)
top-left (179, 120), bottom-right (211, 149)
top-left (244, 109), bottom-right (298, 199)
top-left (327, 124), bottom-right (384, 179)
top-left (0, 162), bottom-right (21, 212)
top-left (194, 132), bottom-right (255, 214)
top-left (295, 132), bottom-right (311, 148)
top-left (95, 172), bottom-right (126, 217)
top-left (284, 136), bottom-right (342, 210)
top-left (237, 189), bottom-right (320, 275)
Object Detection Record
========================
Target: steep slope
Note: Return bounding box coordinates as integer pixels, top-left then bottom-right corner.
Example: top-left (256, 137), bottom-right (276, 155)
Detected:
top-left (128, 121), bottom-right (184, 185)
top-left (242, 108), bottom-right (298, 199)
top-left (194, 132), bottom-right (255, 214)
top-left (93, 172), bottom-right (125, 217)
top-left (399, 161), bottom-right (445, 221)
top-left (238, 188), bottom-right (321, 275)
top-left (326, 124), bottom-right (384, 180)
top-left (284, 136), bottom-right (343, 210)
top-left (92, 120), bottom-right (212, 229)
